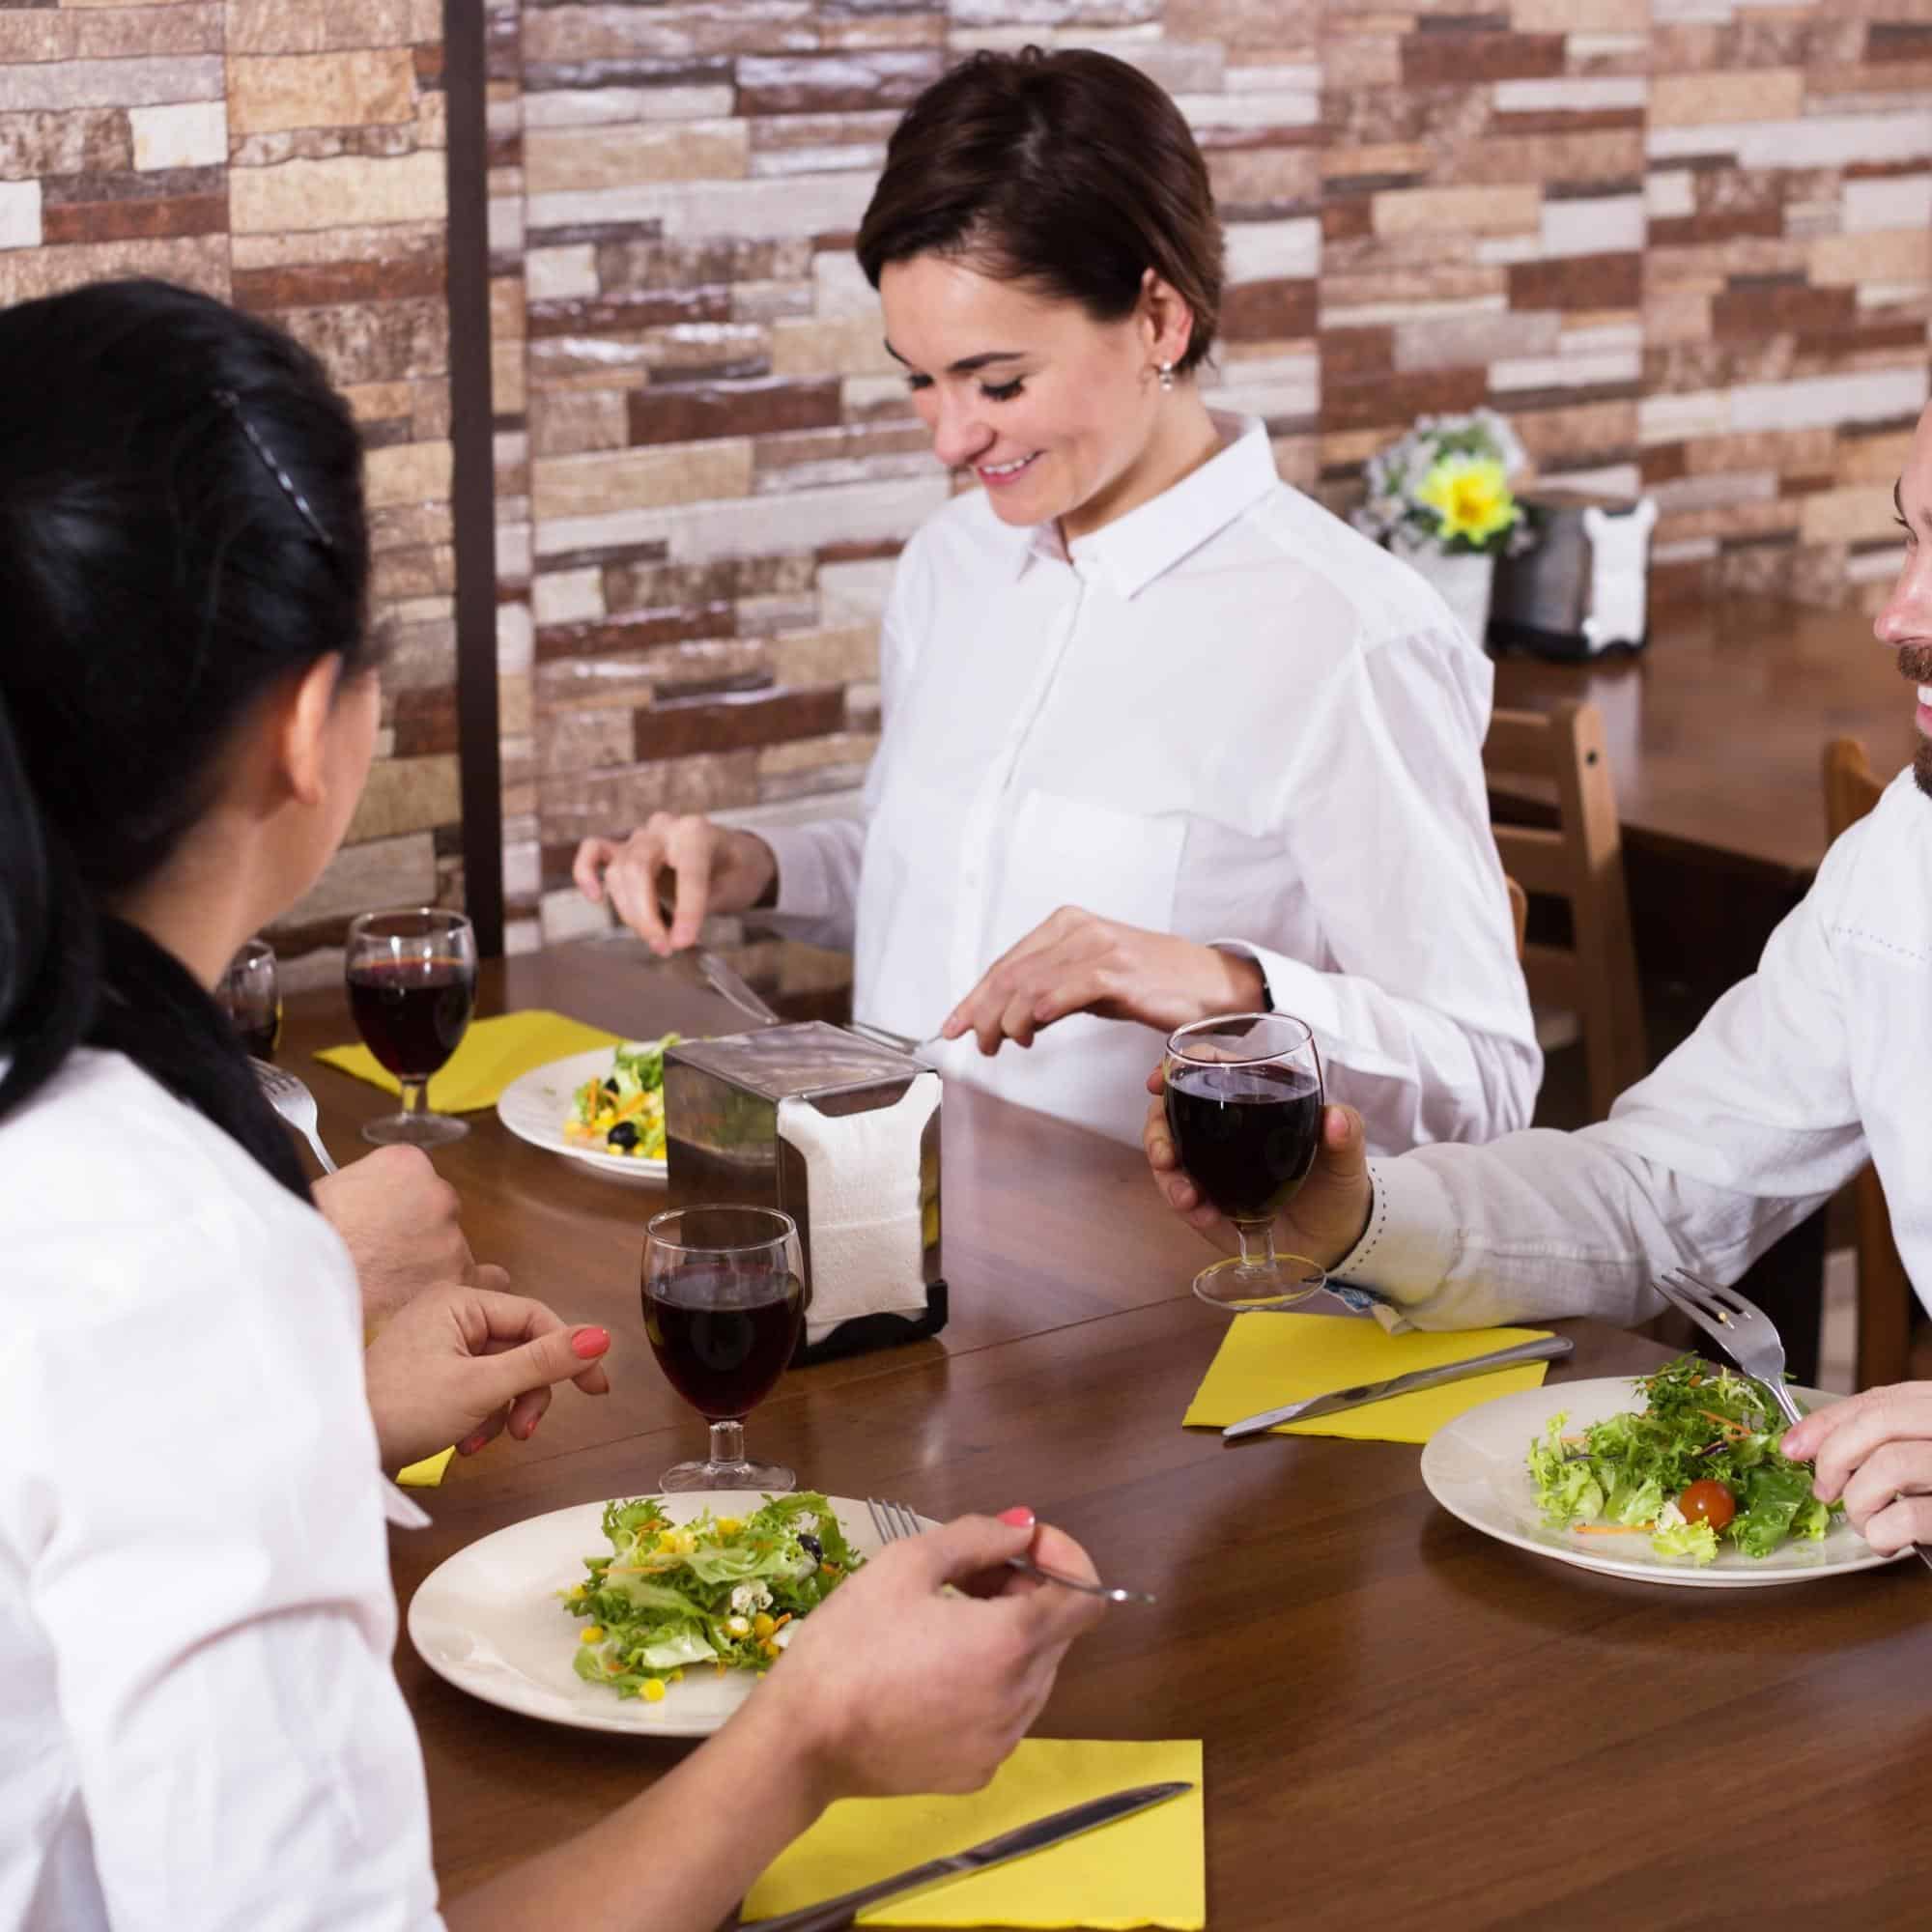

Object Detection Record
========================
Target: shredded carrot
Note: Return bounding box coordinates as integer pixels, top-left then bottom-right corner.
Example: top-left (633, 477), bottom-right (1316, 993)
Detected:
top-left (1574, 1522), bottom-right (1655, 1535)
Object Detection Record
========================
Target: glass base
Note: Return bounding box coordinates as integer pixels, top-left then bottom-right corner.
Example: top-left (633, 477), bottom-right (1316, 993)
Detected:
top-left (1192, 1252), bottom-right (1328, 1314)
top-left (361, 1109), bottom-right (469, 1148)
top-left (660, 1458), bottom-right (795, 1493)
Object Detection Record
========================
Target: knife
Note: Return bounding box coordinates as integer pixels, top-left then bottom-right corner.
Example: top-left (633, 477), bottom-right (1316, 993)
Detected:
top-left (1222, 1334), bottom-right (1574, 1439)
top-left (747, 1779), bottom-right (1194, 1932)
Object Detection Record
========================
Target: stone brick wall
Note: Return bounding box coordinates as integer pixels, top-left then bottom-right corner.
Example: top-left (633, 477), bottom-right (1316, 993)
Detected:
top-left (0, 0), bottom-right (459, 985)
top-left (479, 0), bottom-right (1932, 953)
top-left (7, 3), bottom-right (1928, 971)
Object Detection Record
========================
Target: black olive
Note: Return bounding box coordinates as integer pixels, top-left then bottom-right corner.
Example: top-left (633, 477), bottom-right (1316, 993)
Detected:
top-left (607, 1121), bottom-right (640, 1150)
top-left (798, 1532), bottom-right (822, 1560)
top-left (603, 1077), bottom-right (621, 1096)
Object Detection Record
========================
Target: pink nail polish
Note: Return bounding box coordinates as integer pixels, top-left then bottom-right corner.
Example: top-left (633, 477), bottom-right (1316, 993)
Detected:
top-left (457, 1431), bottom-right (488, 1456)
top-left (572, 1326), bottom-right (611, 1359)
top-left (998, 1505), bottom-right (1036, 1528)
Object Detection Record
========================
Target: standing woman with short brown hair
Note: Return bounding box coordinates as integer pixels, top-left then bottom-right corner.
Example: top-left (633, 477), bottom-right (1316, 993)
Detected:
top-left (579, 47), bottom-right (1540, 1155)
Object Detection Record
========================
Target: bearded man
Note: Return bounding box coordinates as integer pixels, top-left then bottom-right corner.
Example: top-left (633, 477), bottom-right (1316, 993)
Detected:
top-left (1145, 400), bottom-right (1932, 1557)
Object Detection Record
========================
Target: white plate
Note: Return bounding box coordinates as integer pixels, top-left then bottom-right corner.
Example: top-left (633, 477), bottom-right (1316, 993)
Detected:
top-left (495, 1046), bottom-right (667, 1187)
top-left (408, 1492), bottom-right (915, 1736)
top-left (1420, 1377), bottom-right (1909, 1588)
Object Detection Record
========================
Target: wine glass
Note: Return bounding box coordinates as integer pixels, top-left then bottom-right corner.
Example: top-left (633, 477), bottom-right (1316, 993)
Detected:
top-left (345, 907), bottom-right (477, 1147)
top-left (641, 1205), bottom-right (806, 1492)
top-left (1164, 1011), bottom-right (1330, 1313)
top-left (217, 937), bottom-right (280, 1060)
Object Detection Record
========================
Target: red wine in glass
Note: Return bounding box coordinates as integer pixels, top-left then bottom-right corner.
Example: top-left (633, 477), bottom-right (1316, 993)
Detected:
top-left (236, 1015), bottom-right (281, 1060)
top-left (347, 956), bottom-right (475, 1076)
top-left (345, 908), bottom-right (477, 1148)
top-left (218, 938), bottom-right (280, 1062)
top-left (642, 1205), bottom-right (805, 1492)
top-left (1163, 1061), bottom-right (1321, 1222)
top-left (1164, 1012), bottom-right (1329, 1313)
top-left (644, 1265), bottom-right (805, 1421)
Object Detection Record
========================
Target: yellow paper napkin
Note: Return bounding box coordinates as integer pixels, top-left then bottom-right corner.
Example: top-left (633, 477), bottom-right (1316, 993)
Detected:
top-left (396, 1446), bottom-right (455, 1488)
top-left (314, 1009), bottom-right (620, 1114)
top-left (1183, 1310), bottom-right (1556, 1444)
top-left (742, 1739), bottom-right (1205, 1930)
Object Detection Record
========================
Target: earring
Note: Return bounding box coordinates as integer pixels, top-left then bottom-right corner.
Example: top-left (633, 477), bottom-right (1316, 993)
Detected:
top-left (1157, 361), bottom-right (1176, 392)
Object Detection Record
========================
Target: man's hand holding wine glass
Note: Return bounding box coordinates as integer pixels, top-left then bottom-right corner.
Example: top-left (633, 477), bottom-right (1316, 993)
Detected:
top-left (1143, 1065), bottom-right (1375, 1272)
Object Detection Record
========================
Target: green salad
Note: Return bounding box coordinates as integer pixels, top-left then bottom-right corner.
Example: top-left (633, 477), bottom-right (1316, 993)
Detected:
top-left (562, 1492), bottom-right (861, 1703)
top-left (1527, 1354), bottom-right (1841, 1566)
top-left (564, 1033), bottom-right (680, 1161)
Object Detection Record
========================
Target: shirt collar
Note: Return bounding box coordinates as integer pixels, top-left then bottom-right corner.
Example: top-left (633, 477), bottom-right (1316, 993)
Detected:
top-left (1012, 412), bottom-right (1276, 596)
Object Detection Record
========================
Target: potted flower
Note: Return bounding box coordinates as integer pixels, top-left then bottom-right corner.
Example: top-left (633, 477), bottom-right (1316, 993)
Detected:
top-left (1351, 409), bottom-right (1533, 645)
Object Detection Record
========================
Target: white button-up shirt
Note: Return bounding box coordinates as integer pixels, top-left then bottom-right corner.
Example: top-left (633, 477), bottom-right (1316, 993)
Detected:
top-left (762, 413), bottom-right (1539, 1151)
top-left (0, 1051), bottom-right (442, 1930)
top-left (1339, 767), bottom-right (1932, 1328)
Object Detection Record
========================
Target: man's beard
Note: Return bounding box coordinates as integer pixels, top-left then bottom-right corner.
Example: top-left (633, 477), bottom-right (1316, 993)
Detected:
top-left (1898, 646), bottom-right (1932, 797)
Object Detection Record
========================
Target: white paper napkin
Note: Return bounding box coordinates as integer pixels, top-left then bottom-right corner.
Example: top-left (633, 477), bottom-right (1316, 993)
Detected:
top-left (777, 1074), bottom-right (940, 1344)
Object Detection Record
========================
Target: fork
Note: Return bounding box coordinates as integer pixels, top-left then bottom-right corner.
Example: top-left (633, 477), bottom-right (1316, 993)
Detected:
top-left (1656, 1264), bottom-right (1932, 1573)
top-left (250, 1057), bottom-right (337, 1175)
top-left (845, 1019), bottom-right (948, 1061)
top-left (867, 1497), bottom-right (1156, 1605)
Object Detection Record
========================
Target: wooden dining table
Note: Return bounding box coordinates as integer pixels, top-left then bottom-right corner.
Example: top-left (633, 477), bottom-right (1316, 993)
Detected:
top-left (1491, 593), bottom-right (1915, 999)
top-left (286, 939), bottom-right (1932, 1931)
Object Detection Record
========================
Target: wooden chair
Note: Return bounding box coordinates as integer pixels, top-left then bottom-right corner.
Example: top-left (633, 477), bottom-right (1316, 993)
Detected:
top-left (1483, 701), bottom-right (1647, 1122)
top-left (1822, 736), bottom-right (1915, 1389)
top-left (1506, 875), bottom-right (1527, 960)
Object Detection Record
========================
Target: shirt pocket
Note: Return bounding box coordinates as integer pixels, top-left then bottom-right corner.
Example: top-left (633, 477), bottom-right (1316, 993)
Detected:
top-left (992, 789), bottom-right (1186, 953)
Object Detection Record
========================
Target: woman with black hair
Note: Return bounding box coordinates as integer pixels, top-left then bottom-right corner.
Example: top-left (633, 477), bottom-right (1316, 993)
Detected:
top-left (0, 277), bottom-right (1101, 1930)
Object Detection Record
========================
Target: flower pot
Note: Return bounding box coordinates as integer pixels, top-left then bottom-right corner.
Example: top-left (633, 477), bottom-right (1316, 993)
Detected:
top-left (1403, 548), bottom-right (1495, 648)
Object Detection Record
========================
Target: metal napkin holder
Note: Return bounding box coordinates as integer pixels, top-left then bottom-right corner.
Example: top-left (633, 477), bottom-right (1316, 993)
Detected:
top-left (662, 1021), bottom-right (945, 1366)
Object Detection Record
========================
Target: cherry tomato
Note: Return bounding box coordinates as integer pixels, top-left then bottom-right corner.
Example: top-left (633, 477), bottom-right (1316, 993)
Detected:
top-left (1678, 1479), bottom-right (1736, 1531)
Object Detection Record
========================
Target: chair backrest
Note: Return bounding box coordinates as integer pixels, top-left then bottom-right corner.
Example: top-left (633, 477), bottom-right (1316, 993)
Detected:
top-left (1505, 875), bottom-right (1527, 961)
top-left (1822, 735), bottom-right (1913, 1388)
top-left (1823, 734), bottom-right (1885, 842)
top-left (1483, 700), bottom-right (1647, 1122)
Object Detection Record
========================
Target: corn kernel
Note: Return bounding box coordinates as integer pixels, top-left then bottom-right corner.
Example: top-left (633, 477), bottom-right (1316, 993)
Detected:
top-left (580, 1626), bottom-right (605, 1644)
top-left (725, 1615), bottom-right (751, 1637)
top-left (752, 1613), bottom-right (776, 1639)
top-left (641, 1678), bottom-right (668, 1703)
top-left (717, 1518), bottom-right (742, 1536)
top-left (566, 1584), bottom-right (585, 1602)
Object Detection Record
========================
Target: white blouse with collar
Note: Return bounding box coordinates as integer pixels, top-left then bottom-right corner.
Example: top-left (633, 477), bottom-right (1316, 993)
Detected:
top-left (0, 1050), bottom-right (442, 1930)
top-left (761, 413), bottom-right (1540, 1152)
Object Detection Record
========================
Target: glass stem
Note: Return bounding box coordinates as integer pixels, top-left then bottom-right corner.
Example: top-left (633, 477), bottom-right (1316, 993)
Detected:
top-left (400, 1077), bottom-right (427, 1121)
top-left (709, 1418), bottom-right (746, 1468)
top-left (1234, 1219), bottom-right (1277, 1272)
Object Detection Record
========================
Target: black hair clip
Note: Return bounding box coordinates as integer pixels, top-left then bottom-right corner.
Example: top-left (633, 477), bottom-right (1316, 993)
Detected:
top-left (212, 388), bottom-right (336, 552)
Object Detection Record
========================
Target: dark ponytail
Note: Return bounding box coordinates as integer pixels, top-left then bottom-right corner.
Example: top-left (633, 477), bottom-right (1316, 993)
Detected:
top-left (0, 279), bottom-right (375, 1197)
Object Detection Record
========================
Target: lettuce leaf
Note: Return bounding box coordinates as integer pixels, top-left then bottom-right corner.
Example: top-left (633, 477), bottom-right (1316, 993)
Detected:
top-left (1650, 1517), bottom-right (1719, 1564)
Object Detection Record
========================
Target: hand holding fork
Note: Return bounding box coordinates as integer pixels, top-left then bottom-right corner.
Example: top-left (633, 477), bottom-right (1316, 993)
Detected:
top-left (867, 1498), bottom-right (1156, 1605)
top-left (1655, 1265), bottom-right (1932, 1571)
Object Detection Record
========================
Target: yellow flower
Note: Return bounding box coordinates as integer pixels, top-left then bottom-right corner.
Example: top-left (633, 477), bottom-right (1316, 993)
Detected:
top-left (1414, 452), bottom-right (1516, 546)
